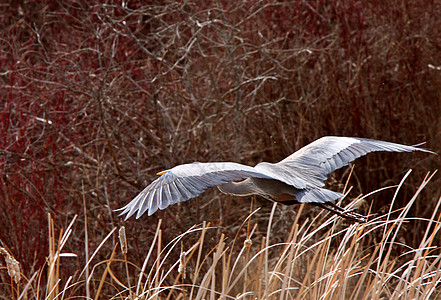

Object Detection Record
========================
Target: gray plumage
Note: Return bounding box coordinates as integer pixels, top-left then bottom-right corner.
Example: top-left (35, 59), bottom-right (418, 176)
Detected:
top-left (117, 136), bottom-right (434, 220)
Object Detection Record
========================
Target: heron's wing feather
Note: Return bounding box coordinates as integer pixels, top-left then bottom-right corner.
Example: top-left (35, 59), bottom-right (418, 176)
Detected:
top-left (295, 188), bottom-right (344, 203)
top-left (278, 136), bottom-right (433, 178)
top-left (117, 162), bottom-right (272, 220)
top-left (254, 161), bottom-right (326, 189)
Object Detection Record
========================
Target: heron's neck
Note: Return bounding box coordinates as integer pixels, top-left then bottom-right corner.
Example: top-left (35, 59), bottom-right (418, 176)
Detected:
top-left (217, 180), bottom-right (255, 196)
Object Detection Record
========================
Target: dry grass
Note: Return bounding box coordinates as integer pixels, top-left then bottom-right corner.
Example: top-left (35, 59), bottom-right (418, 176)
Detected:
top-left (3, 170), bottom-right (440, 299)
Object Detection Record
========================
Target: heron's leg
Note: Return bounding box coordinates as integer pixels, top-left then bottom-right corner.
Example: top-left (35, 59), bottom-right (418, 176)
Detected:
top-left (321, 201), bottom-right (346, 212)
top-left (324, 201), bottom-right (366, 218)
top-left (313, 202), bottom-right (367, 223)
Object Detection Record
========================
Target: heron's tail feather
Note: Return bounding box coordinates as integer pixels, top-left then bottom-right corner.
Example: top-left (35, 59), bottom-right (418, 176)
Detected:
top-left (295, 188), bottom-right (344, 203)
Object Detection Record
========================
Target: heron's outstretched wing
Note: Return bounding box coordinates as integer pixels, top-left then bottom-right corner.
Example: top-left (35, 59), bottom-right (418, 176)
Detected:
top-left (278, 137), bottom-right (434, 181)
top-left (117, 162), bottom-right (273, 220)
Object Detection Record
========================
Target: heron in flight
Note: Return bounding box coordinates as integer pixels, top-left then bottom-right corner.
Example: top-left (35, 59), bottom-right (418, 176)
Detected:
top-left (117, 137), bottom-right (434, 222)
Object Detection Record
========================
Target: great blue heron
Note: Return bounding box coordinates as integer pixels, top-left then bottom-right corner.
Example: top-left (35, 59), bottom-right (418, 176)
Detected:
top-left (117, 136), bottom-right (434, 222)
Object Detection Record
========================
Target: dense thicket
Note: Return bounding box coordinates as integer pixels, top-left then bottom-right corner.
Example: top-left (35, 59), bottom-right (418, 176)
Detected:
top-left (1, 1), bottom-right (439, 297)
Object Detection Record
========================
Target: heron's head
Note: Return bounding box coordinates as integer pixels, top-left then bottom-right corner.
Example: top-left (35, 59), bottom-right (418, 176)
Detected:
top-left (157, 170), bottom-right (169, 176)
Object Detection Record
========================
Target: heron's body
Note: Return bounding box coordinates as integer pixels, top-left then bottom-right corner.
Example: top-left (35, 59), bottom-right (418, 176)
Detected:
top-left (117, 136), bottom-right (434, 221)
top-left (219, 178), bottom-right (302, 204)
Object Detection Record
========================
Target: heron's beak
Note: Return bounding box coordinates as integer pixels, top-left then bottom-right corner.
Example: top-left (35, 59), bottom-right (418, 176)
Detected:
top-left (157, 170), bottom-right (168, 176)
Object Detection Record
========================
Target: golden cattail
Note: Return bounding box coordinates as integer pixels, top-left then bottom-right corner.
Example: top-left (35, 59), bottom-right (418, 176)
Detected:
top-left (118, 226), bottom-right (128, 254)
top-left (0, 247), bottom-right (21, 284)
top-left (178, 251), bottom-right (186, 279)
